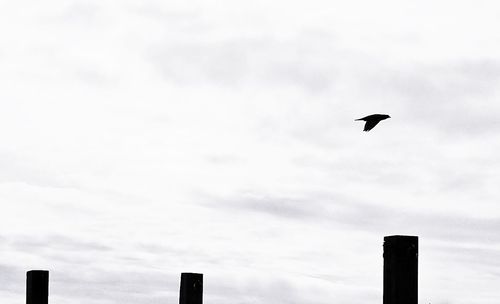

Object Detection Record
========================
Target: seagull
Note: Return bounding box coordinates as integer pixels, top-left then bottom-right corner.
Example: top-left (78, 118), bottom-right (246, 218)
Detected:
top-left (355, 114), bottom-right (391, 132)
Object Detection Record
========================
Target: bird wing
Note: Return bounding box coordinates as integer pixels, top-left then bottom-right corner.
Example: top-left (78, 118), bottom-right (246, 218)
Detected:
top-left (364, 120), bottom-right (380, 131)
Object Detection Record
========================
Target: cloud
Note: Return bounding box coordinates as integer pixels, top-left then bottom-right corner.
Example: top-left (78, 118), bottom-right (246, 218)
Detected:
top-left (10, 235), bottom-right (111, 254)
top-left (51, 268), bottom-right (178, 304)
top-left (147, 32), bottom-right (338, 91)
top-left (204, 190), bottom-right (500, 246)
top-left (0, 150), bottom-right (77, 189)
top-left (0, 264), bottom-right (24, 293)
top-left (361, 59), bottom-right (500, 136)
top-left (2, 1), bottom-right (500, 304)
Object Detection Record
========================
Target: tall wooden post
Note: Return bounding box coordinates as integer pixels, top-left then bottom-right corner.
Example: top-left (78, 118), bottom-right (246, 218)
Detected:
top-left (383, 235), bottom-right (418, 304)
top-left (26, 270), bottom-right (49, 304)
top-left (179, 273), bottom-right (203, 304)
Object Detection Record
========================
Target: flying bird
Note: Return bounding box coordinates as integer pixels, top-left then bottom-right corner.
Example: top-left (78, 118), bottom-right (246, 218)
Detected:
top-left (355, 114), bottom-right (391, 131)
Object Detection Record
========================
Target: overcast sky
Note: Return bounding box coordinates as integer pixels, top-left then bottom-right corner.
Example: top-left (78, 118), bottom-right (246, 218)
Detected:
top-left (2, 1), bottom-right (500, 303)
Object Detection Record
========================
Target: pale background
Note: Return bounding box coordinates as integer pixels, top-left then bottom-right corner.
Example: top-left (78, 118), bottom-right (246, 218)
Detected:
top-left (1, 1), bottom-right (500, 303)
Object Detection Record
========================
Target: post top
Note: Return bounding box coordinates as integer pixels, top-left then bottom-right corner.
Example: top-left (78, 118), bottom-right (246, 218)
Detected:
top-left (27, 270), bottom-right (49, 274)
top-left (384, 235), bottom-right (418, 240)
top-left (181, 272), bottom-right (203, 277)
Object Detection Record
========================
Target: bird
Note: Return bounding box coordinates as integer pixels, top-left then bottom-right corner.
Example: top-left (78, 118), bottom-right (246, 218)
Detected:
top-left (355, 114), bottom-right (391, 131)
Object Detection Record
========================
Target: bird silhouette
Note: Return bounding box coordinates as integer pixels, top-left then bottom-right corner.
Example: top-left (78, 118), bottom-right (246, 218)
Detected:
top-left (355, 114), bottom-right (390, 131)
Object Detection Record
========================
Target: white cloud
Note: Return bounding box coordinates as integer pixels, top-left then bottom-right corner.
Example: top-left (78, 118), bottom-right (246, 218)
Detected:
top-left (1, 1), bottom-right (500, 303)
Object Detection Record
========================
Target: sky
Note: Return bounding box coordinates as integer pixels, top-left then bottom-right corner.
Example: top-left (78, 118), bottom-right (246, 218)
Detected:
top-left (1, 0), bottom-right (500, 303)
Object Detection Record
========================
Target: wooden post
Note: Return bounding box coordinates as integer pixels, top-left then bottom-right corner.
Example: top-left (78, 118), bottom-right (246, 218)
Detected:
top-left (26, 270), bottom-right (49, 304)
top-left (383, 235), bottom-right (418, 304)
top-left (179, 273), bottom-right (203, 304)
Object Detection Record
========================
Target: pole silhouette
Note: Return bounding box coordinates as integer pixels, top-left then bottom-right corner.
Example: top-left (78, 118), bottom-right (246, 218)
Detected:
top-left (26, 270), bottom-right (49, 304)
top-left (383, 235), bottom-right (418, 304)
top-left (179, 273), bottom-right (203, 304)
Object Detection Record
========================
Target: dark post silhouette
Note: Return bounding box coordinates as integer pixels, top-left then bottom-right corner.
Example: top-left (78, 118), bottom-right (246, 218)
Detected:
top-left (179, 273), bottom-right (203, 304)
top-left (26, 270), bottom-right (49, 304)
top-left (383, 235), bottom-right (418, 304)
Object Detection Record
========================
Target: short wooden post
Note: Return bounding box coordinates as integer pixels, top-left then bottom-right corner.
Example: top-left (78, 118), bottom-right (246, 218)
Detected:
top-left (383, 235), bottom-right (418, 304)
top-left (26, 270), bottom-right (49, 304)
top-left (179, 273), bottom-right (203, 304)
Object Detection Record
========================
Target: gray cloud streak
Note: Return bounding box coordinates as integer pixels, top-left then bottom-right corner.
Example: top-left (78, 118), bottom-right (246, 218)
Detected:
top-left (207, 191), bottom-right (500, 245)
top-left (148, 32), bottom-right (338, 91)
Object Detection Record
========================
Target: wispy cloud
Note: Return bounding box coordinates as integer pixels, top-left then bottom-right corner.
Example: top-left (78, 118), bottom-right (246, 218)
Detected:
top-left (1, 1), bottom-right (500, 304)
